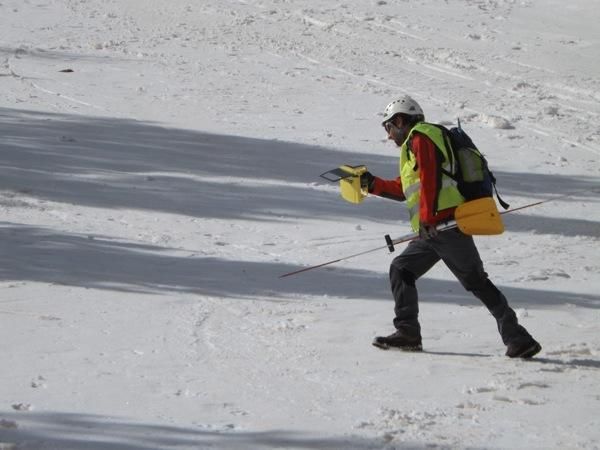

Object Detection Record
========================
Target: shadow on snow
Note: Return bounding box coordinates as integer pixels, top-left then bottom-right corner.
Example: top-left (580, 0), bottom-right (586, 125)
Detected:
top-left (0, 411), bottom-right (428, 450)
top-left (1, 223), bottom-right (598, 309)
top-left (1, 108), bottom-right (599, 307)
top-left (0, 107), bottom-right (403, 223)
top-left (1, 107), bottom-right (598, 229)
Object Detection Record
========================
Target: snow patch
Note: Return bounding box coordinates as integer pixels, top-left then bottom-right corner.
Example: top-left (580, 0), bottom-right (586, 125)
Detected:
top-left (477, 113), bottom-right (514, 129)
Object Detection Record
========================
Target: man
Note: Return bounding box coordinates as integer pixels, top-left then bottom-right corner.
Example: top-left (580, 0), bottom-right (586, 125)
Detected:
top-left (362, 95), bottom-right (541, 358)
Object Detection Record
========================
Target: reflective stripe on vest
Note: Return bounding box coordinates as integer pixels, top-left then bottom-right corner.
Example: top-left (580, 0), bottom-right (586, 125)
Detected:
top-left (399, 122), bottom-right (465, 231)
top-left (403, 182), bottom-right (421, 199)
top-left (403, 177), bottom-right (458, 199)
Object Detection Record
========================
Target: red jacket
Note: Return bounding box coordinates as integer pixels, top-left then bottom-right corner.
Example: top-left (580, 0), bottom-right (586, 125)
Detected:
top-left (370, 133), bottom-right (455, 226)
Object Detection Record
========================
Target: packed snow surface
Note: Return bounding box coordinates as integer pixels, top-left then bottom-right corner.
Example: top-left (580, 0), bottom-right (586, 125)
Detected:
top-left (1, 0), bottom-right (599, 449)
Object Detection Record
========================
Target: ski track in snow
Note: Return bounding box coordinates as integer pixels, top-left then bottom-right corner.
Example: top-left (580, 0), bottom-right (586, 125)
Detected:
top-left (1, 0), bottom-right (600, 449)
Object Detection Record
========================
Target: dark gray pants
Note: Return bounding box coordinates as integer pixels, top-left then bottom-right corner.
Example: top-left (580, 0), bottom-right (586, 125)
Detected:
top-left (389, 228), bottom-right (531, 345)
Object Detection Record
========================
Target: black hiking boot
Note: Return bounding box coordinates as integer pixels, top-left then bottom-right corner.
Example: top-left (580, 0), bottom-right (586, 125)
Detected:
top-left (505, 338), bottom-right (542, 359)
top-left (372, 330), bottom-right (423, 351)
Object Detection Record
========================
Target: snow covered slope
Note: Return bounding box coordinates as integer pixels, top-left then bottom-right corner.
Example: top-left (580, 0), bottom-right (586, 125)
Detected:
top-left (1, 0), bottom-right (599, 448)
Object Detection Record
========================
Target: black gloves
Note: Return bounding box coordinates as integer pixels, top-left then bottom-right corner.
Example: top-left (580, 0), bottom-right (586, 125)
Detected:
top-left (419, 223), bottom-right (438, 240)
top-left (360, 171), bottom-right (375, 192)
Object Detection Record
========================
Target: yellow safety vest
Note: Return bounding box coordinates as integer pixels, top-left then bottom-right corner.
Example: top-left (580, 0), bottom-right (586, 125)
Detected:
top-left (400, 122), bottom-right (465, 231)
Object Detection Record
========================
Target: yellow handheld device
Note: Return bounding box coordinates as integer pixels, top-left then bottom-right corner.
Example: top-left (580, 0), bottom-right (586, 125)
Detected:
top-left (320, 165), bottom-right (368, 204)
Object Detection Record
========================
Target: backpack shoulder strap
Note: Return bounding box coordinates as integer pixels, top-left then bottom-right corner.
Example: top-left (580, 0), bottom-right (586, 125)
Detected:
top-left (488, 169), bottom-right (510, 209)
top-left (478, 156), bottom-right (510, 209)
top-left (429, 123), bottom-right (458, 180)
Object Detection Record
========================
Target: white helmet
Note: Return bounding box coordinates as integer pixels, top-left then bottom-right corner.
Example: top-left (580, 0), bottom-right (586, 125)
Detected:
top-left (381, 95), bottom-right (424, 125)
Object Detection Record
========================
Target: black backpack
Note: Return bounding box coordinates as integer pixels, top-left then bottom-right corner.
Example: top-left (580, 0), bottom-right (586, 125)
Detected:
top-left (437, 120), bottom-right (510, 210)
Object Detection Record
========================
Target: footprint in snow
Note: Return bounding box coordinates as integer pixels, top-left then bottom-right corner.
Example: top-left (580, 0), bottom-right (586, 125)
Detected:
top-left (493, 395), bottom-right (546, 405)
top-left (517, 381), bottom-right (551, 390)
top-left (517, 269), bottom-right (571, 282)
top-left (464, 385), bottom-right (496, 394)
top-left (545, 343), bottom-right (593, 357)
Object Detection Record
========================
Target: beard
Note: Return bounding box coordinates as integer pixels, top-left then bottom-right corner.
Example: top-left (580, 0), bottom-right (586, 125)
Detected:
top-left (390, 125), bottom-right (409, 147)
